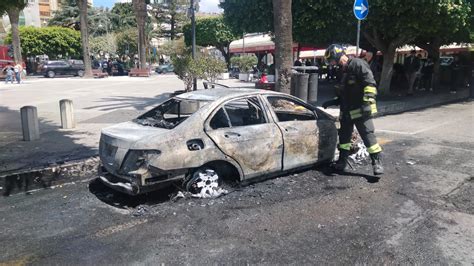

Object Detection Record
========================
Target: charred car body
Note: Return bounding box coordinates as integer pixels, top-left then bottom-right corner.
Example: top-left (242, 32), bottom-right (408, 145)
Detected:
top-left (99, 88), bottom-right (337, 195)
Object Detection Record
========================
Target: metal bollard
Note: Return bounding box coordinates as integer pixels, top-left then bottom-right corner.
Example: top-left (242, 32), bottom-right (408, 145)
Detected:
top-left (308, 73), bottom-right (319, 104)
top-left (20, 106), bottom-right (40, 141)
top-left (292, 73), bottom-right (309, 102)
top-left (59, 99), bottom-right (75, 129)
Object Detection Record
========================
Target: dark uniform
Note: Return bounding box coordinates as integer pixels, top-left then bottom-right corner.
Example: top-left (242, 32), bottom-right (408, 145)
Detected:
top-left (336, 58), bottom-right (382, 156)
top-left (323, 44), bottom-right (384, 175)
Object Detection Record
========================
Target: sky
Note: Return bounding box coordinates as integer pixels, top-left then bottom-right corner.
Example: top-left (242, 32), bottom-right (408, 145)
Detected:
top-left (93, 0), bottom-right (223, 13)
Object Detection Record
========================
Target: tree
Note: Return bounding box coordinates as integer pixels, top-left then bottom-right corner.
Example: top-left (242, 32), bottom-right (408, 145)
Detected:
top-left (173, 51), bottom-right (226, 91)
top-left (116, 28), bottom-right (138, 56)
top-left (150, 0), bottom-right (189, 40)
top-left (183, 16), bottom-right (238, 68)
top-left (0, 0), bottom-right (28, 63)
top-left (110, 3), bottom-right (136, 31)
top-left (272, 0), bottom-right (293, 94)
top-left (90, 34), bottom-right (117, 57)
top-left (5, 26), bottom-right (82, 59)
top-left (48, 0), bottom-right (80, 29)
top-left (78, 0), bottom-right (92, 77)
top-left (414, 1), bottom-right (471, 90)
top-left (230, 55), bottom-right (257, 72)
top-left (221, 0), bottom-right (472, 93)
top-left (133, 0), bottom-right (147, 69)
top-left (220, 0), bottom-right (273, 34)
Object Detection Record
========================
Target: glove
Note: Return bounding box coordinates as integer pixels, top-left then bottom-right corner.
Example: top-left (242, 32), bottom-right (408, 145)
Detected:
top-left (322, 98), bottom-right (340, 109)
top-left (361, 103), bottom-right (372, 117)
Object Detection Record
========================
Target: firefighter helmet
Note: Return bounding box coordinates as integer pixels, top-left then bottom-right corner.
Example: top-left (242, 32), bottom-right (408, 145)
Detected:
top-left (324, 44), bottom-right (346, 63)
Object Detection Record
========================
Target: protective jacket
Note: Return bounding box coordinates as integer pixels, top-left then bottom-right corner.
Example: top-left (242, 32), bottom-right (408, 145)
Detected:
top-left (335, 58), bottom-right (378, 120)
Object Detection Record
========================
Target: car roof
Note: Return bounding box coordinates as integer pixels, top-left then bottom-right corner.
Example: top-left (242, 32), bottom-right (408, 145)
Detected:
top-left (176, 88), bottom-right (285, 101)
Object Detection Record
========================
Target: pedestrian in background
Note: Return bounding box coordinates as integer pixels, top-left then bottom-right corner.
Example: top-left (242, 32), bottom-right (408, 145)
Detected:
top-left (5, 65), bottom-right (14, 84)
top-left (14, 63), bottom-right (22, 84)
top-left (421, 57), bottom-right (434, 92)
top-left (450, 55), bottom-right (461, 94)
top-left (404, 50), bottom-right (420, 96)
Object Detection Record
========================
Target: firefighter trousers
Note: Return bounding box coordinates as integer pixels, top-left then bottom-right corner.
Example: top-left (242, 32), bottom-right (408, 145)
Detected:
top-left (338, 113), bottom-right (382, 154)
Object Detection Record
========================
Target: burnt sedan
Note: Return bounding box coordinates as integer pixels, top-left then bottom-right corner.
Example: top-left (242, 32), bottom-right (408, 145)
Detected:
top-left (98, 88), bottom-right (337, 196)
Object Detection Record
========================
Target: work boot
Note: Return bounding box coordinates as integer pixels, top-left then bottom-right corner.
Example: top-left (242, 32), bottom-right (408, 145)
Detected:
top-left (333, 150), bottom-right (351, 172)
top-left (370, 152), bottom-right (384, 175)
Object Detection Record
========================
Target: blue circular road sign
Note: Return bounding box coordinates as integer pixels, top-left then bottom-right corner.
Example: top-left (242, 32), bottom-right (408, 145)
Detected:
top-left (353, 0), bottom-right (369, 20)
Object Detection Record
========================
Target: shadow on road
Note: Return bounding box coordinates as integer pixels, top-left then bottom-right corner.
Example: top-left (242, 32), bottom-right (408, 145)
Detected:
top-left (88, 178), bottom-right (178, 208)
top-left (316, 163), bottom-right (380, 183)
top-left (83, 92), bottom-right (173, 112)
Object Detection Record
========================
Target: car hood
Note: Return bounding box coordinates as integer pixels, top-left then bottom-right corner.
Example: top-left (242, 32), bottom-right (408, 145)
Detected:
top-left (101, 121), bottom-right (169, 143)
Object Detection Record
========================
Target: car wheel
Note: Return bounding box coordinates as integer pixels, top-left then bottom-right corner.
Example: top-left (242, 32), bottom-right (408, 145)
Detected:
top-left (162, 69), bottom-right (168, 74)
top-left (47, 70), bottom-right (56, 78)
top-left (77, 70), bottom-right (85, 77)
top-left (185, 167), bottom-right (223, 198)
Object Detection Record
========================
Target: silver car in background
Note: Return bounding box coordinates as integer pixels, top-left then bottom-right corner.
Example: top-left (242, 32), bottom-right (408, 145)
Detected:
top-left (98, 88), bottom-right (337, 196)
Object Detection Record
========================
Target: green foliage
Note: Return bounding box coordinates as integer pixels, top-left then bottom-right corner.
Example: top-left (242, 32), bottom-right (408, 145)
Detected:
top-left (173, 51), bottom-right (227, 91)
top-left (0, 0), bottom-right (28, 13)
top-left (160, 38), bottom-right (186, 57)
top-left (149, 0), bottom-right (190, 40)
top-left (48, 0), bottom-right (80, 28)
top-left (200, 55), bottom-right (227, 82)
top-left (89, 33), bottom-right (117, 57)
top-left (230, 55), bottom-right (257, 72)
top-left (172, 52), bottom-right (196, 91)
top-left (116, 28), bottom-right (138, 56)
top-left (183, 16), bottom-right (237, 48)
top-left (5, 26), bottom-right (81, 59)
top-left (110, 3), bottom-right (136, 31)
top-left (220, 0), bottom-right (273, 34)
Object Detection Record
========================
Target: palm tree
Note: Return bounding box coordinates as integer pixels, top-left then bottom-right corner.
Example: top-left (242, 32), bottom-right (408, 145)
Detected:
top-left (133, 0), bottom-right (147, 69)
top-left (0, 0), bottom-right (28, 64)
top-left (78, 0), bottom-right (92, 77)
top-left (272, 0), bottom-right (293, 94)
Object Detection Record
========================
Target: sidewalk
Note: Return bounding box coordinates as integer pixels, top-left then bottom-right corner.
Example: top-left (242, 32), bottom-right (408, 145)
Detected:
top-left (0, 77), bottom-right (471, 177)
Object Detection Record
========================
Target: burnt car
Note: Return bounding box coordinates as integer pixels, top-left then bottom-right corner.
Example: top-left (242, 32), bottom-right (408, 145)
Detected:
top-left (98, 88), bottom-right (337, 196)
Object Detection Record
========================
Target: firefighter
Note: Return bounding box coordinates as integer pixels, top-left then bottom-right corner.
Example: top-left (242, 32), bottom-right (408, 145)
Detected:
top-left (322, 44), bottom-right (384, 175)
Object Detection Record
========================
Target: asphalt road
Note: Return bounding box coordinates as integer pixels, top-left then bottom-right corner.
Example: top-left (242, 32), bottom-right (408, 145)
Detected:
top-left (0, 102), bottom-right (472, 264)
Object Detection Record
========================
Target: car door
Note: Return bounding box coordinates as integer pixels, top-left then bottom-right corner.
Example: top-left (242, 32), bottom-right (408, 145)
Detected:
top-left (205, 96), bottom-right (283, 179)
top-left (57, 61), bottom-right (68, 75)
top-left (264, 96), bottom-right (319, 170)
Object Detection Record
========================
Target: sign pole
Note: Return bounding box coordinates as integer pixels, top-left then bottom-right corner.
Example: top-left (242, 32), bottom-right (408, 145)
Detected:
top-left (354, 0), bottom-right (368, 57)
top-left (356, 20), bottom-right (361, 57)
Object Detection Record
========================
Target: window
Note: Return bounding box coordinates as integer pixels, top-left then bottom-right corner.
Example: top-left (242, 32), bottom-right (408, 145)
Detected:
top-left (267, 96), bottom-right (316, 122)
top-left (210, 108), bottom-right (230, 129)
top-left (209, 97), bottom-right (266, 129)
top-left (135, 98), bottom-right (210, 129)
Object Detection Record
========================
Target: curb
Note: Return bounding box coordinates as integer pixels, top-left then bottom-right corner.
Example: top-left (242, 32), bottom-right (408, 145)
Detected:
top-left (1, 156), bottom-right (100, 196)
top-left (318, 90), bottom-right (470, 119)
top-left (375, 90), bottom-right (470, 117)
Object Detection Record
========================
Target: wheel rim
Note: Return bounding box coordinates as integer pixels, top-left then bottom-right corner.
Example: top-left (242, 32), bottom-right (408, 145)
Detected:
top-left (48, 71), bottom-right (55, 78)
top-left (186, 169), bottom-right (220, 198)
top-left (78, 70), bottom-right (84, 77)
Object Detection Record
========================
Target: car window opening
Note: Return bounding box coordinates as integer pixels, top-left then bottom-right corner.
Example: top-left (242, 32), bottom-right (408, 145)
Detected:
top-left (267, 96), bottom-right (316, 122)
top-left (210, 97), bottom-right (266, 129)
top-left (134, 98), bottom-right (210, 129)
